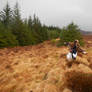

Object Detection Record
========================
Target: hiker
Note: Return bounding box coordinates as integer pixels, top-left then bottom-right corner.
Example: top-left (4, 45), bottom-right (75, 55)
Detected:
top-left (66, 40), bottom-right (87, 61)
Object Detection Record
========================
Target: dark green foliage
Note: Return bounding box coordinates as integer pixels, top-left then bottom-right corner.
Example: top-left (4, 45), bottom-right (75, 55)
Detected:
top-left (47, 26), bottom-right (61, 32)
top-left (30, 15), bottom-right (49, 44)
top-left (48, 30), bottom-right (60, 40)
top-left (11, 3), bottom-right (38, 46)
top-left (0, 22), bottom-right (18, 48)
top-left (0, 3), bottom-right (12, 28)
top-left (0, 2), bottom-right (51, 48)
top-left (28, 16), bottom-right (33, 30)
top-left (60, 23), bottom-right (84, 46)
top-left (47, 26), bottom-right (61, 40)
top-left (12, 22), bottom-right (33, 46)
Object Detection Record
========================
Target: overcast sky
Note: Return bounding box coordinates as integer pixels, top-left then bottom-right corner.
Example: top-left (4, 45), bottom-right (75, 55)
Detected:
top-left (0, 0), bottom-right (92, 31)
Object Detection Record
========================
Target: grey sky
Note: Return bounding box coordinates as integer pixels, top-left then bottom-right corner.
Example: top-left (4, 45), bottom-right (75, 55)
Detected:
top-left (0, 0), bottom-right (92, 31)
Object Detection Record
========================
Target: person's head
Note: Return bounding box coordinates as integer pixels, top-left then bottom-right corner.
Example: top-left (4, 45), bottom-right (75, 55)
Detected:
top-left (74, 40), bottom-right (79, 44)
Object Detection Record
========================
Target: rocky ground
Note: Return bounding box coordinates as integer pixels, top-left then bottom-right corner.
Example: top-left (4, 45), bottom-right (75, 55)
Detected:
top-left (0, 35), bottom-right (92, 92)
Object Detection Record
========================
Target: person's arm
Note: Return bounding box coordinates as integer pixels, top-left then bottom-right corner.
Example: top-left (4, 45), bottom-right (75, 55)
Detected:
top-left (77, 43), bottom-right (87, 54)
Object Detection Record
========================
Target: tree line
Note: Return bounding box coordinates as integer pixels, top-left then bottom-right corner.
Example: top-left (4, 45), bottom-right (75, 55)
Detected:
top-left (0, 3), bottom-right (60, 48)
top-left (0, 2), bottom-right (83, 48)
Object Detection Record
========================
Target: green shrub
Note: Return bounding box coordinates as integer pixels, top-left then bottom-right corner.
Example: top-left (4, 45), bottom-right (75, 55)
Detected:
top-left (60, 23), bottom-right (84, 46)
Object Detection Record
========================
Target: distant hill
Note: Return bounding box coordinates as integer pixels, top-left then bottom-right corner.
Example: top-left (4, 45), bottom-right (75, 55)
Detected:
top-left (80, 30), bottom-right (92, 35)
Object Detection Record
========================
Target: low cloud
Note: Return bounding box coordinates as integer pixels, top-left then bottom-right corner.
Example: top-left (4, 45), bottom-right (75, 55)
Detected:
top-left (0, 0), bottom-right (92, 31)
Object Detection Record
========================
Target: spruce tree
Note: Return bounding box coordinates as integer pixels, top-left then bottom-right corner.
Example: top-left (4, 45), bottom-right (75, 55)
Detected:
top-left (0, 2), bottom-right (12, 27)
top-left (28, 16), bottom-right (33, 30)
top-left (32, 14), bottom-right (48, 43)
top-left (12, 3), bottom-right (37, 46)
top-left (0, 22), bottom-right (18, 47)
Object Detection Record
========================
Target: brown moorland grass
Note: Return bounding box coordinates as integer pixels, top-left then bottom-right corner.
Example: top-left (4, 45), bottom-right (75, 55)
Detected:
top-left (0, 35), bottom-right (92, 92)
top-left (65, 71), bottom-right (92, 92)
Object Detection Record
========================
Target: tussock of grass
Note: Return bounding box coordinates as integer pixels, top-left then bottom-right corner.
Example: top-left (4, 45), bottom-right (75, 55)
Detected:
top-left (65, 71), bottom-right (92, 92)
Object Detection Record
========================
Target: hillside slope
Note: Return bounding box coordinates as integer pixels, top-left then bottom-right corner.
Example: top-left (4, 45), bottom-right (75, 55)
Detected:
top-left (0, 35), bottom-right (92, 92)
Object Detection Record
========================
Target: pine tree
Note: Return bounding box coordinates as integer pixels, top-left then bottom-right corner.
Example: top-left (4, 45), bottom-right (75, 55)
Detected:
top-left (32, 14), bottom-right (48, 43)
top-left (12, 3), bottom-right (36, 46)
top-left (28, 16), bottom-right (33, 30)
top-left (0, 22), bottom-right (18, 47)
top-left (0, 2), bottom-right (12, 27)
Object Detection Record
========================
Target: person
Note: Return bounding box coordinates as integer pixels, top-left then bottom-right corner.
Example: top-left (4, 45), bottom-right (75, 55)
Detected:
top-left (66, 40), bottom-right (86, 61)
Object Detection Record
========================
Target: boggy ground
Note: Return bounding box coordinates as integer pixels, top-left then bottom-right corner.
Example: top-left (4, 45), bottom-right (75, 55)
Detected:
top-left (0, 35), bottom-right (92, 92)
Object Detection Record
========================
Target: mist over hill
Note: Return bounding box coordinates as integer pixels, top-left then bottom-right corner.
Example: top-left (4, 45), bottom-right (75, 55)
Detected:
top-left (80, 30), bottom-right (92, 35)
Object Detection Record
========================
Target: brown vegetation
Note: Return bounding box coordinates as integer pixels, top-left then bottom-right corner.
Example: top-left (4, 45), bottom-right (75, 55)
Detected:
top-left (0, 35), bottom-right (92, 92)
